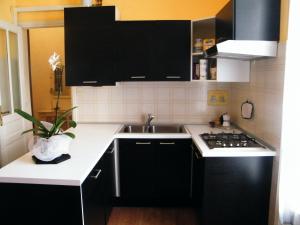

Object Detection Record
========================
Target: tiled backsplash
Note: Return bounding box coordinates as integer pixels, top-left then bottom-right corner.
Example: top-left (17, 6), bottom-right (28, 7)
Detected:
top-left (72, 82), bottom-right (231, 124)
top-left (230, 43), bottom-right (286, 150)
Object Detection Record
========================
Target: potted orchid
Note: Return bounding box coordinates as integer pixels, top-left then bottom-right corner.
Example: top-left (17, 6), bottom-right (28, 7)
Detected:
top-left (15, 52), bottom-right (77, 163)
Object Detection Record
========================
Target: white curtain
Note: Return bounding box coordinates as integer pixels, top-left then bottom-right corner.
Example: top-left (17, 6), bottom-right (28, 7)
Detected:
top-left (279, 0), bottom-right (300, 225)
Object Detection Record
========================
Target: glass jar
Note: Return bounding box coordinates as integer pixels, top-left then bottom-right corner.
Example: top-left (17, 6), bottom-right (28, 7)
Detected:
top-left (194, 38), bottom-right (203, 53)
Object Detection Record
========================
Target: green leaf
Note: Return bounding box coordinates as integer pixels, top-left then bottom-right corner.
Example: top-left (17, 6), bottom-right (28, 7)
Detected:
top-left (54, 106), bottom-right (77, 125)
top-left (15, 109), bottom-right (49, 133)
top-left (53, 120), bottom-right (67, 135)
top-left (36, 132), bottom-right (50, 139)
top-left (63, 132), bottom-right (75, 139)
top-left (69, 120), bottom-right (77, 128)
top-left (21, 128), bottom-right (39, 135)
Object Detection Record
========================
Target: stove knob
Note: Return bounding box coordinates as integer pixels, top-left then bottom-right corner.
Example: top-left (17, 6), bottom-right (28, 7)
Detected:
top-left (230, 143), bottom-right (233, 147)
top-left (243, 143), bottom-right (247, 147)
top-left (236, 143), bottom-right (240, 147)
top-left (223, 143), bottom-right (227, 147)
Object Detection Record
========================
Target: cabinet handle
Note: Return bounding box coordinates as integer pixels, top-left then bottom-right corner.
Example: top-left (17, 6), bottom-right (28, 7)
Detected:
top-left (136, 142), bottom-right (151, 145)
top-left (90, 169), bottom-right (102, 179)
top-left (130, 76), bottom-right (146, 79)
top-left (159, 142), bottom-right (175, 145)
top-left (165, 76), bottom-right (181, 79)
top-left (82, 81), bottom-right (98, 84)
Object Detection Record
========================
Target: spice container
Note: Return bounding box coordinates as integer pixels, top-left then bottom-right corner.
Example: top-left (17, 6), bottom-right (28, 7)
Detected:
top-left (194, 38), bottom-right (203, 52)
top-left (203, 39), bottom-right (215, 51)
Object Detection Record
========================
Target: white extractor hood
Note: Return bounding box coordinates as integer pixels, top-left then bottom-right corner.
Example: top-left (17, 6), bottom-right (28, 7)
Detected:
top-left (205, 40), bottom-right (278, 60)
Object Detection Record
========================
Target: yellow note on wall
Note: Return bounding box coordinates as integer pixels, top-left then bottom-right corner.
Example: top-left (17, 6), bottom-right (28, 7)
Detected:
top-left (207, 90), bottom-right (229, 106)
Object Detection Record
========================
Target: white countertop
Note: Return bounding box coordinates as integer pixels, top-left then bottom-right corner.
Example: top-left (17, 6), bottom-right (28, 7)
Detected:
top-left (185, 125), bottom-right (276, 157)
top-left (0, 124), bottom-right (122, 186)
top-left (0, 123), bottom-right (276, 186)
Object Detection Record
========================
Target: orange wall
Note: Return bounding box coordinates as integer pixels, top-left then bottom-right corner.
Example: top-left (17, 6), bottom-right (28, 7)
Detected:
top-left (0, 0), bottom-right (15, 22)
top-left (0, 0), bottom-right (289, 41)
top-left (15, 0), bottom-right (229, 22)
top-left (29, 27), bottom-right (71, 119)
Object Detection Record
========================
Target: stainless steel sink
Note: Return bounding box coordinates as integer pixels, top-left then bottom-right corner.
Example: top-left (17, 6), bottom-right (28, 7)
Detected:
top-left (119, 124), bottom-right (186, 134)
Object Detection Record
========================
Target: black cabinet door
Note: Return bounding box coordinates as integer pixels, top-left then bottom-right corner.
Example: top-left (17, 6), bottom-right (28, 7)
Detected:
top-left (118, 139), bottom-right (156, 202)
top-left (103, 142), bottom-right (115, 223)
top-left (82, 159), bottom-right (106, 225)
top-left (192, 143), bottom-right (204, 207)
top-left (200, 157), bottom-right (273, 225)
top-left (234, 0), bottom-right (280, 41)
top-left (216, 0), bottom-right (280, 42)
top-left (115, 21), bottom-right (154, 82)
top-left (151, 21), bottom-right (191, 81)
top-left (155, 139), bottom-right (192, 204)
top-left (65, 7), bottom-right (116, 86)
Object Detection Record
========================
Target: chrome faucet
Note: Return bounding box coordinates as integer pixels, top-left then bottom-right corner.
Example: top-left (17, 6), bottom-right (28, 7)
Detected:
top-left (145, 113), bottom-right (155, 128)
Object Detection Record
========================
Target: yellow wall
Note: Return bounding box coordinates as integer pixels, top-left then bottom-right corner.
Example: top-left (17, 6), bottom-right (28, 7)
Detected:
top-left (280, 0), bottom-right (289, 42)
top-left (29, 27), bottom-right (71, 120)
top-left (15, 0), bottom-right (229, 22)
top-left (1, 0), bottom-right (289, 41)
top-left (0, 0), bottom-right (15, 22)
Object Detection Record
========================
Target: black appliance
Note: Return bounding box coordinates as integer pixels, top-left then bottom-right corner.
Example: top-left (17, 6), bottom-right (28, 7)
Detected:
top-left (201, 132), bottom-right (265, 149)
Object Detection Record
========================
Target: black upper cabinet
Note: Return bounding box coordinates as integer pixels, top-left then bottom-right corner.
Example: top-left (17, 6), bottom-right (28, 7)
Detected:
top-left (65, 7), bottom-right (191, 85)
top-left (65, 7), bottom-right (116, 86)
top-left (115, 21), bottom-right (154, 82)
top-left (116, 21), bottom-right (191, 82)
top-left (216, 0), bottom-right (280, 42)
top-left (151, 21), bottom-right (191, 81)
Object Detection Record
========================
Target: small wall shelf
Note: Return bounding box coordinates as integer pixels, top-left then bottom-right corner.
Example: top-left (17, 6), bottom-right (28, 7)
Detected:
top-left (191, 18), bottom-right (250, 83)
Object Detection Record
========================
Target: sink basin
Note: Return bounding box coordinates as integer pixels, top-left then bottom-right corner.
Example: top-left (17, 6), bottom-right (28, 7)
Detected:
top-left (120, 124), bottom-right (186, 134)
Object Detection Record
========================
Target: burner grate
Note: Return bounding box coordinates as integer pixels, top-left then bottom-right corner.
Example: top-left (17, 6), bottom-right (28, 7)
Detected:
top-left (200, 132), bottom-right (264, 149)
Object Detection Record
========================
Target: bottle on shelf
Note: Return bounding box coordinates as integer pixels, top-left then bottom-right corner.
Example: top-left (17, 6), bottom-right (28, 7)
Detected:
top-left (199, 59), bottom-right (208, 80)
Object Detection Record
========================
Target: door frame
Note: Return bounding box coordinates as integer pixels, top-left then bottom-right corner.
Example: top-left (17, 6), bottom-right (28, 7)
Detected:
top-left (0, 20), bottom-right (32, 166)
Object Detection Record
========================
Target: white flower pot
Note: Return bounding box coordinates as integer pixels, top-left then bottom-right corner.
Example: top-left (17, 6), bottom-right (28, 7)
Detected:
top-left (28, 135), bottom-right (72, 162)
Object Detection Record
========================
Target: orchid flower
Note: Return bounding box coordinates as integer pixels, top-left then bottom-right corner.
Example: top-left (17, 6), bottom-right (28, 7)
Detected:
top-left (48, 52), bottom-right (62, 71)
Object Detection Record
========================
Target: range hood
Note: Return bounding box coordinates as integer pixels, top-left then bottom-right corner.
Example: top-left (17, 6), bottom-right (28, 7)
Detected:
top-left (205, 40), bottom-right (278, 60)
top-left (206, 0), bottom-right (280, 60)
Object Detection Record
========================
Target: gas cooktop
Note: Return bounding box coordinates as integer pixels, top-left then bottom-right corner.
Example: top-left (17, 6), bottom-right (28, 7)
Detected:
top-left (200, 132), bottom-right (265, 149)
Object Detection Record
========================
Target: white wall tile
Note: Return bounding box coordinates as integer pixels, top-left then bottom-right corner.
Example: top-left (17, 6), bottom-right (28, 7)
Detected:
top-left (111, 86), bottom-right (123, 103)
top-left (157, 103), bottom-right (171, 116)
top-left (173, 103), bottom-right (186, 115)
top-left (172, 87), bottom-right (186, 102)
top-left (158, 87), bottom-right (171, 102)
top-left (142, 87), bottom-right (155, 103)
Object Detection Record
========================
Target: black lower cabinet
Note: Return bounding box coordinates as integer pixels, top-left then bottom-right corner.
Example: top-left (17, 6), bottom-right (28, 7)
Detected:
top-left (0, 183), bottom-right (83, 225)
top-left (198, 156), bottom-right (273, 225)
top-left (82, 157), bottom-right (107, 225)
top-left (192, 143), bottom-right (204, 210)
top-left (118, 138), bottom-right (192, 206)
top-left (82, 143), bottom-right (115, 225)
top-left (0, 145), bottom-right (114, 225)
top-left (118, 139), bottom-right (156, 204)
top-left (157, 139), bottom-right (192, 204)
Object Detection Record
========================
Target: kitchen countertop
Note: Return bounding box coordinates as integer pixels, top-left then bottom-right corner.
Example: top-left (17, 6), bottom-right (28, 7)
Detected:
top-left (0, 124), bottom-right (122, 186)
top-left (0, 123), bottom-right (276, 186)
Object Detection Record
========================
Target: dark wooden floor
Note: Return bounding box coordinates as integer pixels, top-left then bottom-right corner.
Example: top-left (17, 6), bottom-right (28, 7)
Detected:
top-left (107, 207), bottom-right (198, 225)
